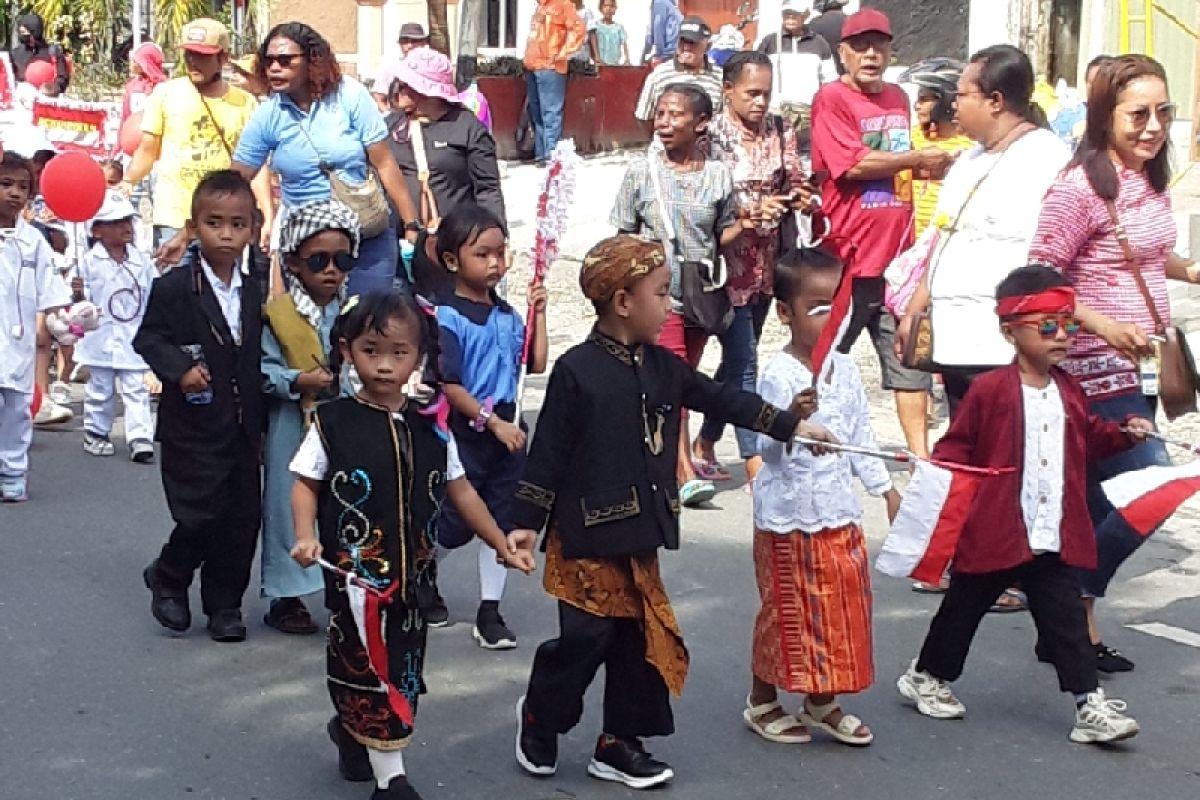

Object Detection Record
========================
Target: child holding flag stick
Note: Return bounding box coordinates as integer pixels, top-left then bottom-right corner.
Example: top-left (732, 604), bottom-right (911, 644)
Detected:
top-left (895, 266), bottom-right (1149, 744)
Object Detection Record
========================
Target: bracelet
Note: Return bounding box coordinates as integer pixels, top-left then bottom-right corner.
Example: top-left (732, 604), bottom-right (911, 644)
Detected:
top-left (471, 397), bottom-right (495, 432)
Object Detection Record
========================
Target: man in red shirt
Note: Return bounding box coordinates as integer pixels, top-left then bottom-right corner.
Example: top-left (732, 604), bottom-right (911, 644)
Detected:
top-left (810, 8), bottom-right (952, 458)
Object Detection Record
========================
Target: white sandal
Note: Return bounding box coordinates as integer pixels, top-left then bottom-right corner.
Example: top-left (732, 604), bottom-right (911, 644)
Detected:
top-left (799, 698), bottom-right (874, 746)
top-left (743, 695), bottom-right (811, 744)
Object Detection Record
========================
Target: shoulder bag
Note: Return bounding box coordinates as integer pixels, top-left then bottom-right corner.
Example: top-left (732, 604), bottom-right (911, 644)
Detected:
top-left (646, 156), bottom-right (733, 336)
top-left (295, 94), bottom-right (391, 239)
top-left (195, 89), bottom-right (235, 160)
top-left (1105, 200), bottom-right (1198, 419)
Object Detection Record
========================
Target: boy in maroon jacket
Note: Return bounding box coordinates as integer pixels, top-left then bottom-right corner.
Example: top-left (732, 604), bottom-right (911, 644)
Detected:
top-left (897, 266), bottom-right (1149, 744)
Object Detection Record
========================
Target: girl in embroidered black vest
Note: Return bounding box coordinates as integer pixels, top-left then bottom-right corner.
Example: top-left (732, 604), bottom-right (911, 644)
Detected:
top-left (288, 291), bottom-right (535, 800)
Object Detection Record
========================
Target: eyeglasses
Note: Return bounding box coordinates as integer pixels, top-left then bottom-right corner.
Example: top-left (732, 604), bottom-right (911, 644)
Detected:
top-left (1008, 316), bottom-right (1082, 338)
top-left (262, 53), bottom-right (303, 69)
top-left (1120, 103), bottom-right (1176, 128)
top-left (300, 251), bottom-right (355, 273)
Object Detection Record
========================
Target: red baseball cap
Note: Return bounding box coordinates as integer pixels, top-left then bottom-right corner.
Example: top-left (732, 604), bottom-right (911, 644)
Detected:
top-left (840, 8), bottom-right (893, 41)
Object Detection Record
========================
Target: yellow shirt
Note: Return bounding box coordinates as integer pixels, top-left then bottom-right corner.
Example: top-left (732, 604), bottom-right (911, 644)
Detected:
top-left (141, 78), bottom-right (257, 228)
top-left (911, 124), bottom-right (973, 237)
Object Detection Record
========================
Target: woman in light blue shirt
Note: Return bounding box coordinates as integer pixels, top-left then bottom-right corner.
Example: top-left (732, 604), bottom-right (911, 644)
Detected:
top-left (232, 22), bottom-right (420, 295)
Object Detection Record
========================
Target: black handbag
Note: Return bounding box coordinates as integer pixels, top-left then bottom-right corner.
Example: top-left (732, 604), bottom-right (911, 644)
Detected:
top-left (647, 156), bottom-right (733, 335)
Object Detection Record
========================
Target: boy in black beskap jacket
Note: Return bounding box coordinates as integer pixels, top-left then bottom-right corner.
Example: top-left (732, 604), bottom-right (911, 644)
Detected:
top-left (133, 170), bottom-right (265, 643)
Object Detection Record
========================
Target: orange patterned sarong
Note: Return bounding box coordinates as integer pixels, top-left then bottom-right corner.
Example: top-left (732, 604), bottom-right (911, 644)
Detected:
top-left (752, 525), bottom-right (874, 695)
top-left (543, 531), bottom-right (689, 696)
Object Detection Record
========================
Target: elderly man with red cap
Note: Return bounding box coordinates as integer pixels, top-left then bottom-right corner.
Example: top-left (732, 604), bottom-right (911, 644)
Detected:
top-left (809, 7), bottom-right (953, 461)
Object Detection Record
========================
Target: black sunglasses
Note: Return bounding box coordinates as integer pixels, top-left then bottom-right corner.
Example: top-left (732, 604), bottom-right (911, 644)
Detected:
top-left (263, 53), bottom-right (303, 69)
top-left (300, 251), bottom-right (355, 273)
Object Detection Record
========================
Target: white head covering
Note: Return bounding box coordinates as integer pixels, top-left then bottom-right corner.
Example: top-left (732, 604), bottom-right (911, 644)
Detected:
top-left (88, 190), bottom-right (136, 233)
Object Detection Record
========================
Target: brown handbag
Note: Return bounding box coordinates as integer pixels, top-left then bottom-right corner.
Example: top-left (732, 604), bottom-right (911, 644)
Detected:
top-left (1105, 200), bottom-right (1198, 419)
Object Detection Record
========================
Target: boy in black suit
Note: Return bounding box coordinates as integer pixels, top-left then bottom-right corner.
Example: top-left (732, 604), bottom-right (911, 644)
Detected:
top-left (134, 170), bottom-right (265, 643)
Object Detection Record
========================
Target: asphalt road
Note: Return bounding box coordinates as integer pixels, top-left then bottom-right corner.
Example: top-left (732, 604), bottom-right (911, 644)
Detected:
top-left (2, 399), bottom-right (1199, 800)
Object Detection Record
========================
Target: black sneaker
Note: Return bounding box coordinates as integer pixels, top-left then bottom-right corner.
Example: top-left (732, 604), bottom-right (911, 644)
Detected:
top-left (424, 593), bottom-right (450, 628)
top-left (587, 734), bottom-right (674, 790)
top-left (1096, 643), bottom-right (1135, 673)
top-left (515, 695), bottom-right (557, 776)
top-left (327, 716), bottom-right (373, 782)
top-left (474, 601), bottom-right (516, 650)
top-left (370, 775), bottom-right (423, 799)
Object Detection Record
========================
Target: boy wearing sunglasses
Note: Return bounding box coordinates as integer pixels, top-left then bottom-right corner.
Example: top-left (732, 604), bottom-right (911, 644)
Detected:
top-left (897, 265), bottom-right (1151, 744)
top-left (258, 199), bottom-right (360, 636)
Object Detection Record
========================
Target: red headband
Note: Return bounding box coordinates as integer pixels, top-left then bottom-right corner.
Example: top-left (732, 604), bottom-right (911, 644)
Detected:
top-left (996, 287), bottom-right (1075, 319)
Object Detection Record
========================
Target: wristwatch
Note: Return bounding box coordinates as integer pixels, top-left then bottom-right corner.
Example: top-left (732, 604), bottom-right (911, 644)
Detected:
top-left (471, 398), bottom-right (496, 432)
top-left (403, 219), bottom-right (422, 234)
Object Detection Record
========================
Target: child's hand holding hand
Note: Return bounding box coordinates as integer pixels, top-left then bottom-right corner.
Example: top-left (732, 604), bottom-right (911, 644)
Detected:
top-left (789, 388), bottom-right (818, 419)
top-left (529, 283), bottom-right (549, 314)
top-left (180, 364), bottom-right (210, 394)
top-left (489, 417), bottom-right (528, 453)
top-left (884, 488), bottom-right (902, 524)
top-left (500, 529), bottom-right (538, 574)
top-left (1124, 417), bottom-right (1156, 441)
top-left (290, 536), bottom-right (322, 568)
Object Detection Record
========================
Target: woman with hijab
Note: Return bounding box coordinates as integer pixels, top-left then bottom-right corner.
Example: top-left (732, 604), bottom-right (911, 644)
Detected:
top-left (121, 43), bottom-right (167, 127)
top-left (12, 13), bottom-right (70, 94)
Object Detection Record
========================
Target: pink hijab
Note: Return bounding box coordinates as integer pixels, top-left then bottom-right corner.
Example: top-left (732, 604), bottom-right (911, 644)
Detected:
top-left (130, 42), bottom-right (166, 85)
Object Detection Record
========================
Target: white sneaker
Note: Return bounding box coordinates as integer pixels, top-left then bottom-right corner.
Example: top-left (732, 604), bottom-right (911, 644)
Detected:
top-left (897, 660), bottom-right (967, 719)
top-left (83, 432), bottom-right (115, 457)
top-left (1070, 689), bottom-right (1139, 743)
top-left (34, 400), bottom-right (73, 425)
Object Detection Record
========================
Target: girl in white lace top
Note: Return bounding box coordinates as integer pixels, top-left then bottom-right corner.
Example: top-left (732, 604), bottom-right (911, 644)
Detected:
top-left (745, 247), bottom-right (900, 750)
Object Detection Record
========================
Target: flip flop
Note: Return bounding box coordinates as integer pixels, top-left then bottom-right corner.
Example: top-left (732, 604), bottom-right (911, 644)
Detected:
top-left (988, 588), bottom-right (1028, 614)
top-left (743, 696), bottom-right (811, 744)
top-left (680, 479), bottom-right (716, 507)
top-left (912, 579), bottom-right (949, 594)
top-left (691, 458), bottom-right (732, 482)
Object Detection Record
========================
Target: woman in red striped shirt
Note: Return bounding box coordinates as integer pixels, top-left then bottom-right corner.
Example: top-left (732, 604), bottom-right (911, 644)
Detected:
top-left (1028, 54), bottom-right (1199, 673)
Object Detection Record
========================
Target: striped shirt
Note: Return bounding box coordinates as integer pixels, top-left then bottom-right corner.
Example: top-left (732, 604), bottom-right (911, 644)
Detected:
top-left (634, 60), bottom-right (724, 121)
top-left (1028, 164), bottom-right (1176, 399)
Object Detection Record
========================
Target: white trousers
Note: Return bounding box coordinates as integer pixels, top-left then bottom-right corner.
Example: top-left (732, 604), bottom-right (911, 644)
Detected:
top-left (0, 387), bottom-right (33, 477)
top-left (84, 367), bottom-right (154, 443)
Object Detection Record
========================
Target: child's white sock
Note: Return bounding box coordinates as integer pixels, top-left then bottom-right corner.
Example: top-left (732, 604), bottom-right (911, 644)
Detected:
top-left (367, 747), bottom-right (405, 788)
top-left (479, 540), bottom-right (508, 602)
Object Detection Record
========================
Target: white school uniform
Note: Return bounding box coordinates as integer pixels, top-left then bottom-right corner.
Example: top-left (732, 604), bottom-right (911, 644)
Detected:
top-left (74, 243), bottom-right (157, 442)
top-left (0, 218), bottom-right (72, 477)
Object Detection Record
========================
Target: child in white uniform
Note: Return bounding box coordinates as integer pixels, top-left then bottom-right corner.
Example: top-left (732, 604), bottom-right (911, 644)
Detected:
top-left (0, 152), bottom-right (71, 501)
top-left (73, 191), bottom-right (157, 461)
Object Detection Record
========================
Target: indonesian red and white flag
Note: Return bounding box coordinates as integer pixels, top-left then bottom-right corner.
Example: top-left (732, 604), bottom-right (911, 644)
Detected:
top-left (875, 460), bottom-right (985, 583)
top-left (811, 267), bottom-right (855, 385)
top-left (1101, 460), bottom-right (1200, 537)
top-left (346, 580), bottom-right (414, 726)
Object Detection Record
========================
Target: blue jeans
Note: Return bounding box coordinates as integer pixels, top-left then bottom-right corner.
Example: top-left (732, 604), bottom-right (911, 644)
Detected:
top-left (1081, 392), bottom-right (1172, 597)
top-left (526, 70), bottom-right (567, 161)
top-left (698, 296), bottom-right (771, 458)
top-left (347, 222), bottom-right (402, 296)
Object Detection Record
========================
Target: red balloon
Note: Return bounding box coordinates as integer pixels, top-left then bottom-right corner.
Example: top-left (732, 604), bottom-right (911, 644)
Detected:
top-left (30, 384), bottom-right (42, 418)
top-left (119, 112), bottom-right (144, 156)
top-left (23, 60), bottom-right (56, 88)
top-left (41, 152), bottom-right (106, 222)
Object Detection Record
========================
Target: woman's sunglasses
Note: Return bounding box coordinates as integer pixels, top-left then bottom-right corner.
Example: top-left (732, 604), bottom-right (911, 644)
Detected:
top-left (300, 251), bottom-right (355, 273)
top-left (262, 53), bottom-right (303, 69)
top-left (1121, 103), bottom-right (1176, 129)
top-left (1008, 315), bottom-right (1082, 338)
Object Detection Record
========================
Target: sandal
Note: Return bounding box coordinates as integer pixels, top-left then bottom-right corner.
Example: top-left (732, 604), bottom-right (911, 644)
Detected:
top-left (988, 588), bottom-right (1028, 614)
top-left (264, 597), bottom-right (319, 635)
top-left (680, 478), bottom-right (716, 507)
top-left (912, 578), bottom-right (949, 594)
top-left (799, 698), bottom-right (873, 746)
top-left (743, 695), bottom-right (811, 744)
top-left (691, 458), bottom-right (732, 482)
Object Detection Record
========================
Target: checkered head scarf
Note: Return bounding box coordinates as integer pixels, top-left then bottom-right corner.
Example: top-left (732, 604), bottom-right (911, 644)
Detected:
top-left (279, 199), bottom-right (362, 258)
top-left (579, 235), bottom-right (667, 303)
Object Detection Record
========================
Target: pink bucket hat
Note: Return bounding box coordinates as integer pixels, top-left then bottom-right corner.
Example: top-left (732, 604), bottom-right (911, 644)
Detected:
top-left (391, 48), bottom-right (464, 104)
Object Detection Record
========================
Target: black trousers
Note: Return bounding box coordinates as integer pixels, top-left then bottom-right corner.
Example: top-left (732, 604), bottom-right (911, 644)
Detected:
top-left (525, 602), bottom-right (674, 740)
top-left (157, 440), bottom-right (261, 615)
top-left (916, 554), bottom-right (1097, 694)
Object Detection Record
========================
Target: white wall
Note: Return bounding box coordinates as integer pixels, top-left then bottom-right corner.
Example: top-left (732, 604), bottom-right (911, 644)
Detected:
top-left (967, 0), bottom-right (1018, 55)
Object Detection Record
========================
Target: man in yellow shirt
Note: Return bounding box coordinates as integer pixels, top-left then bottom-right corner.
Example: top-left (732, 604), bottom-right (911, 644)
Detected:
top-left (121, 18), bottom-right (264, 251)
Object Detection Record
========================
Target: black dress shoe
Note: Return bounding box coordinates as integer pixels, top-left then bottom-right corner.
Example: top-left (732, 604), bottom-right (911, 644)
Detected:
top-left (370, 776), bottom-right (423, 799)
top-left (327, 716), bottom-right (373, 782)
top-left (143, 561), bottom-right (190, 632)
top-left (207, 609), bottom-right (247, 642)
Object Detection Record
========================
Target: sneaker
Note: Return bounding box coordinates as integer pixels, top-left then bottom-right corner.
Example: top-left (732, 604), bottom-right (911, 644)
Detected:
top-left (130, 440), bottom-right (155, 463)
top-left (424, 592), bottom-right (450, 628)
top-left (0, 476), bottom-right (28, 503)
top-left (474, 601), bottom-right (516, 650)
top-left (587, 734), bottom-right (674, 790)
top-left (515, 696), bottom-right (557, 776)
top-left (34, 399), bottom-right (73, 425)
top-left (1096, 643), bottom-right (1135, 673)
top-left (1070, 689), bottom-right (1139, 743)
top-left (83, 431), bottom-right (116, 457)
top-left (897, 660), bottom-right (967, 719)
top-left (48, 380), bottom-right (72, 405)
